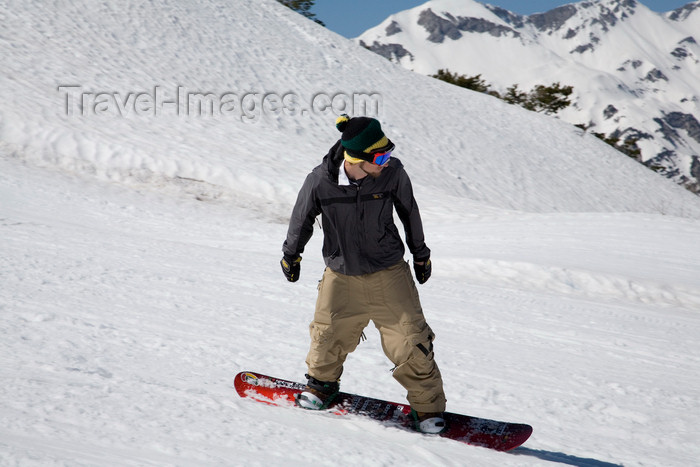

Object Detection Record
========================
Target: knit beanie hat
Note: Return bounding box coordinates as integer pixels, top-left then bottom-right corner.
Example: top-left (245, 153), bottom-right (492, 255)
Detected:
top-left (335, 114), bottom-right (394, 163)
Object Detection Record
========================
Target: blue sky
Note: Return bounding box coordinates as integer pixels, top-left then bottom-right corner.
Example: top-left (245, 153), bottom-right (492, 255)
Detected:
top-left (312, 0), bottom-right (689, 38)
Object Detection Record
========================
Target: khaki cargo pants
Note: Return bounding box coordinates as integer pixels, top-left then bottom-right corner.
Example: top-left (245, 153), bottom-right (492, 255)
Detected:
top-left (306, 260), bottom-right (446, 413)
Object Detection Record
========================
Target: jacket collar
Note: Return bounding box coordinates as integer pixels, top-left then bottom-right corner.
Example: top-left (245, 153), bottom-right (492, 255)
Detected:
top-left (323, 139), bottom-right (345, 183)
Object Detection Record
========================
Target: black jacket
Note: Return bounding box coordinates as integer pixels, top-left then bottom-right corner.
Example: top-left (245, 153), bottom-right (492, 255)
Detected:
top-left (283, 140), bottom-right (430, 276)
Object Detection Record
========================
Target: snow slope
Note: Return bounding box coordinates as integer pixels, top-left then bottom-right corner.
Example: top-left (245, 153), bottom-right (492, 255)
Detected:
top-left (2, 0), bottom-right (700, 216)
top-left (3, 139), bottom-right (700, 467)
top-left (2, 0), bottom-right (700, 466)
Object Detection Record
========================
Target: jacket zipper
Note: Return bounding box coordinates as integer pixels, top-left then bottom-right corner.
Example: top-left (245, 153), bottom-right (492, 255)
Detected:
top-left (355, 184), bottom-right (368, 268)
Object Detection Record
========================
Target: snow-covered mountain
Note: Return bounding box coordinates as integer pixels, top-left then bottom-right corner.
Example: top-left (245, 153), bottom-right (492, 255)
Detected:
top-left (358, 0), bottom-right (700, 194)
top-left (2, 0), bottom-right (700, 465)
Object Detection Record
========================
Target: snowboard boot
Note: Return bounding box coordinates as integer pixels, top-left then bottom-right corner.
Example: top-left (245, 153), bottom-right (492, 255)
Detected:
top-left (411, 409), bottom-right (447, 434)
top-left (295, 374), bottom-right (340, 410)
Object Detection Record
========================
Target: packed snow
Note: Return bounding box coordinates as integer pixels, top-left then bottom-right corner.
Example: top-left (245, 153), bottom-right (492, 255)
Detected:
top-left (2, 0), bottom-right (700, 466)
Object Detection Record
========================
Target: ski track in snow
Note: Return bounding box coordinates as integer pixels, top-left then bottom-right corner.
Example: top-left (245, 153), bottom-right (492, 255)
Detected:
top-left (2, 155), bottom-right (700, 466)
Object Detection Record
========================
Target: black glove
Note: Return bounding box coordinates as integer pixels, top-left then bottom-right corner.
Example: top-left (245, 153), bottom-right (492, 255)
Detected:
top-left (280, 255), bottom-right (302, 282)
top-left (413, 258), bottom-right (432, 284)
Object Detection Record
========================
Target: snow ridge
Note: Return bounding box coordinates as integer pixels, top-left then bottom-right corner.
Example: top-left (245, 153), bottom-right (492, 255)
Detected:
top-left (358, 0), bottom-right (700, 194)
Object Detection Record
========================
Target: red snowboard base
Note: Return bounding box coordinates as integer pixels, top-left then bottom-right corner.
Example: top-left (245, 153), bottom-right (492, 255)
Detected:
top-left (234, 371), bottom-right (532, 452)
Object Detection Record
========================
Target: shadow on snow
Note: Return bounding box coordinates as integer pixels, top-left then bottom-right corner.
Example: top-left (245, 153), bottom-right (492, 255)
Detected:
top-left (510, 447), bottom-right (624, 467)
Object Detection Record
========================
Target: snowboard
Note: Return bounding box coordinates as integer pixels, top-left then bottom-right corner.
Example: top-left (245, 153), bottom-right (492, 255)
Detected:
top-left (234, 371), bottom-right (532, 452)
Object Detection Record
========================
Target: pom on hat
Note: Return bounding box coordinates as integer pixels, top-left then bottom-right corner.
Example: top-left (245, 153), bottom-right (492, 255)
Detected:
top-left (335, 114), bottom-right (350, 132)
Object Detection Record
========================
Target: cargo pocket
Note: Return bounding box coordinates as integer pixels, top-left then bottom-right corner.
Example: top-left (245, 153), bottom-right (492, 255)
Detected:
top-left (390, 320), bottom-right (442, 406)
top-left (309, 321), bottom-right (333, 347)
top-left (409, 322), bottom-right (436, 361)
top-left (307, 321), bottom-right (334, 369)
top-left (306, 321), bottom-right (345, 382)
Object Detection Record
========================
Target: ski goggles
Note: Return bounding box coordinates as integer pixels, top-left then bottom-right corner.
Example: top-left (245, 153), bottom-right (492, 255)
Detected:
top-left (346, 142), bottom-right (395, 165)
top-left (370, 150), bottom-right (392, 166)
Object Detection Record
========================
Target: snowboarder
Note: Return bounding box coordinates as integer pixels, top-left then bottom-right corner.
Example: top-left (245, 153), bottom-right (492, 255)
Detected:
top-left (280, 114), bottom-right (447, 433)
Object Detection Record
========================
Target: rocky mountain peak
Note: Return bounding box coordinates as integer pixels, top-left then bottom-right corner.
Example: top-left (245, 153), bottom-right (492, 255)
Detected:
top-left (357, 0), bottom-right (700, 194)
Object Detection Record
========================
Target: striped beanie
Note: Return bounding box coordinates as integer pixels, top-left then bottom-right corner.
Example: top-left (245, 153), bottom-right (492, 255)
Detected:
top-left (335, 114), bottom-right (394, 163)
